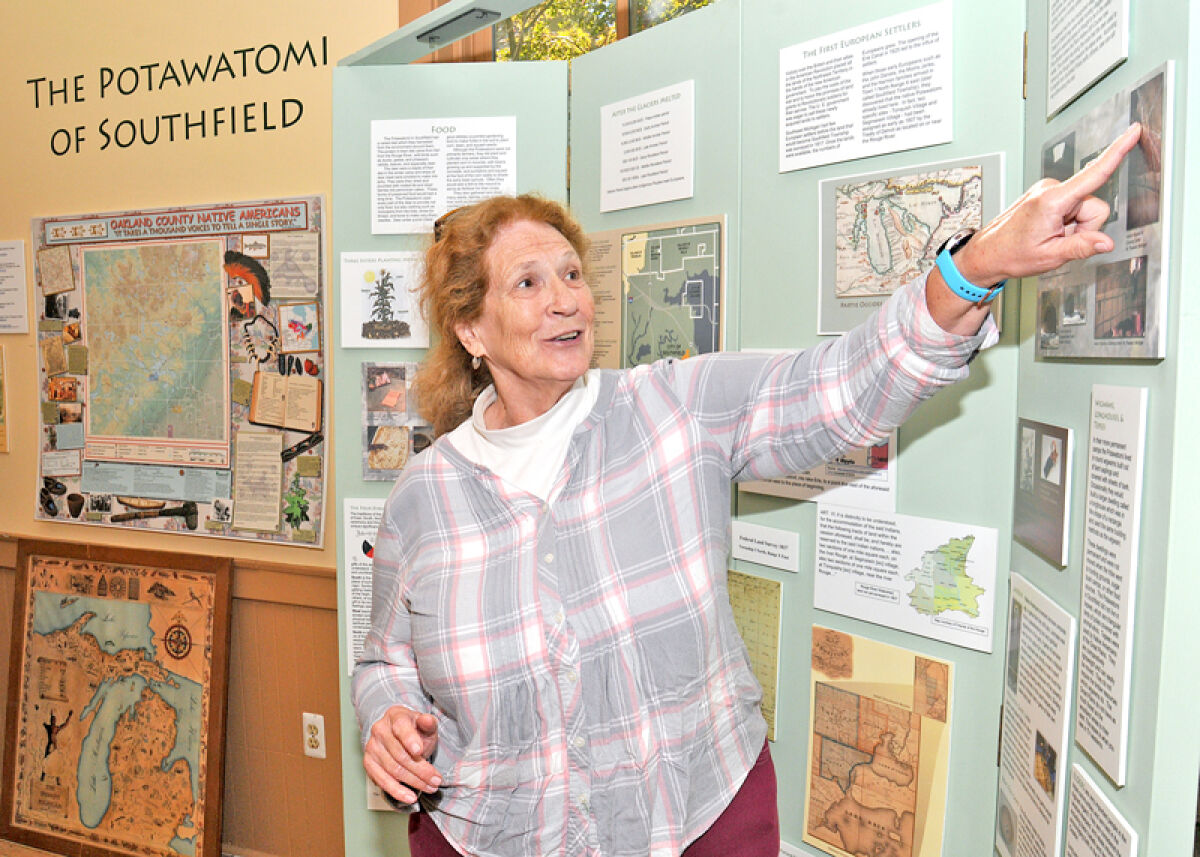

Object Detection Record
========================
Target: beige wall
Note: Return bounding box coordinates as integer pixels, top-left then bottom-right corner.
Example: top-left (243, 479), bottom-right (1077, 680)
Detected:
top-left (0, 2), bottom-right (399, 855)
top-left (0, 0), bottom-right (394, 566)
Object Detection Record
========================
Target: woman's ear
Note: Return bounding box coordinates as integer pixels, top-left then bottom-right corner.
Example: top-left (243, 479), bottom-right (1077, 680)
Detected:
top-left (456, 323), bottom-right (481, 359)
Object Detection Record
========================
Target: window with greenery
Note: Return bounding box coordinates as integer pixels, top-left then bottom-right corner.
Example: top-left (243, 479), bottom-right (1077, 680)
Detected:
top-left (630, 0), bottom-right (714, 34)
top-left (494, 0), bottom-right (715, 61)
top-left (494, 0), bottom-right (618, 61)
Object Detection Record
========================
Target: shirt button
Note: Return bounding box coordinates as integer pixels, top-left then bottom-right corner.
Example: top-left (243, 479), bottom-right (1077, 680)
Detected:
top-left (554, 610), bottom-right (565, 625)
top-left (566, 669), bottom-right (578, 683)
top-left (579, 794), bottom-right (590, 812)
top-left (543, 552), bottom-right (555, 563)
top-left (572, 735), bottom-right (585, 749)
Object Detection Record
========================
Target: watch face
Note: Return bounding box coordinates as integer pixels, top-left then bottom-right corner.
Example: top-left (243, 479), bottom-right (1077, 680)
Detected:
top-left (938, 228), bottom-right (976, 256)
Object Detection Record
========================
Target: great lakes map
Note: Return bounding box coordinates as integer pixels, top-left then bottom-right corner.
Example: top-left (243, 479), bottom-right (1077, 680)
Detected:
top-left (833, 167), bottom-right (982, 299)
top-left (9, 555), bottom-right (217, 857)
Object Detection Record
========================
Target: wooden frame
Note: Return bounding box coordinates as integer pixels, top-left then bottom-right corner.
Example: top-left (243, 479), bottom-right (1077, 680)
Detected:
top-left (1, 540), bottom-right (232, 857)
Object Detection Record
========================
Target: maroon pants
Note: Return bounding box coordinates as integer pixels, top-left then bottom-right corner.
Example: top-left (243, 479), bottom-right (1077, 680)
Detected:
top-left (409, 741), bottom-right (779, 857)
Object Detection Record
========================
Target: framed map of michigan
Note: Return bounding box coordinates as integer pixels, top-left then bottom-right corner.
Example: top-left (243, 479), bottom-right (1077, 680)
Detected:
top-left (1, 540), bottom-right (232, 857)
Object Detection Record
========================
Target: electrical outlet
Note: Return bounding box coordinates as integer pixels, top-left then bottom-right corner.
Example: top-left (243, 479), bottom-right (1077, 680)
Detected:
top-left (302, 712), bottom-right (326, 759)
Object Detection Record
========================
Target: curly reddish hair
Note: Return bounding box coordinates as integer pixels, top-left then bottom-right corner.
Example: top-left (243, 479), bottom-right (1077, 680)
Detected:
top-left (414, 195), bottom-right (589, 436)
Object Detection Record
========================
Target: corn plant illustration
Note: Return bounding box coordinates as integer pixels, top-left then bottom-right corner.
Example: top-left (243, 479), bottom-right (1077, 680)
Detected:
top-left (362, 268), bottom-right (410, 339)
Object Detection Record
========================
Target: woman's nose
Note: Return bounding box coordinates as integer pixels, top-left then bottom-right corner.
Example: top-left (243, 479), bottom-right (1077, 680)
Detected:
top-left (549, 277), bottom-right (579, 315)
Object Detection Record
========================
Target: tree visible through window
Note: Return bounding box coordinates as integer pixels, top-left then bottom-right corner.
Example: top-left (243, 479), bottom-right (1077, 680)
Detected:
top-left (495, 0), bottom-right (618, 61)
top-left (494, 0), bottom-right (715, 61)
top-left (631, 0), bottom-right (714, 34)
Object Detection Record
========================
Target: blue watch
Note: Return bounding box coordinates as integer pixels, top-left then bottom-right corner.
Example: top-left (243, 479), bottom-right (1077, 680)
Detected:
top-left (935, 229), bottom-right (1005, 304)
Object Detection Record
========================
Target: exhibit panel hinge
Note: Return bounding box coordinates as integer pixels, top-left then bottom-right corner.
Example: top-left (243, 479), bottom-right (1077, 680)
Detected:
top-left (998, 704), bottom-right (1005, 767)
top-left (1022, 31), bottom-right (1029, 100)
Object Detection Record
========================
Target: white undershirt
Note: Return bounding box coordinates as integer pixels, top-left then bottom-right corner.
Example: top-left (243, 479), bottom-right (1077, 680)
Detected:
top-left (446, 369), bottom-right (601, 502)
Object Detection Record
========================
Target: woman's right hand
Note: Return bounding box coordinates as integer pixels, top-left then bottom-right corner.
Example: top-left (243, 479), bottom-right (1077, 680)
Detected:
top-left (363, 705), bottom-right (442, 805)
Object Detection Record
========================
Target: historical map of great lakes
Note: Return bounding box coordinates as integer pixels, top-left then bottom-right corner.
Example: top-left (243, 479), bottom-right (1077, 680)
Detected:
top-left (818, 155), bottom-right (1003, 335)
top-left (833, 166), bottom-right (982, 299)
top-left (7, 553), bottom-right (219, 857)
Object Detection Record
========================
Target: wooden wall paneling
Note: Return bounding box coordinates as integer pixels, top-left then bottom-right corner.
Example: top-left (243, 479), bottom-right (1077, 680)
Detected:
top-left (0, 554), bottom-right (13, 785)
top-left (227, 601), bottom-right (291, 851)
top-left (219, 597), bottom-right (345, 857)
top-left (222, 596), bottom-right (262, 849)
top-left (292, 607), bottom-right (345, 857)
top-left (273, 605), bottom-right (307, 853)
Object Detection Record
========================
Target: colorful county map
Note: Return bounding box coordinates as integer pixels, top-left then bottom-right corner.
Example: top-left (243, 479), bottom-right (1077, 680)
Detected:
top-left (83, 239), bottom-right (227, 450)
top-left (806, 627), bottom-right (952, 857)
top-left (622, 222), bottom-right (721, 366)
top-left (903, 535), bottom-right (985, 618)
top-left (9, 556), bottom-right (217, 857)
top-left (834, 166), bottom-right (982, 299)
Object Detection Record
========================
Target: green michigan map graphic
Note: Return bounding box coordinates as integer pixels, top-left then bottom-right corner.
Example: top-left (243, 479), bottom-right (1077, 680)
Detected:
top-left (904, 535), bottom-right (985, 618)
top-left (83, 240), bottom-right (226, 444)
top-left (621, 222), bottom-right (721, 366)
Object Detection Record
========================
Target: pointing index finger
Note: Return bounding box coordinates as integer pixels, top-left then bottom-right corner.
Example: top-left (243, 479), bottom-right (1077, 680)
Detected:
top-left (1057, 123), bottom-right (1142, 202)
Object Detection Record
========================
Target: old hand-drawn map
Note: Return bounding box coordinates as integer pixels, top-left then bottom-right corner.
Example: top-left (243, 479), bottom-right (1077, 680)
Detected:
top-left (834, 166), bottom-right (982, 299)
top-left (3, 546), bottom-right (228, 857)
top-left (805, 627), bottom-right (952, 857)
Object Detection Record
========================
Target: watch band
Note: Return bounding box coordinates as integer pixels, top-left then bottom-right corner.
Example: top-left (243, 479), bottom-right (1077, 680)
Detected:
top-left (935, 247), bottom-right (1005, 304)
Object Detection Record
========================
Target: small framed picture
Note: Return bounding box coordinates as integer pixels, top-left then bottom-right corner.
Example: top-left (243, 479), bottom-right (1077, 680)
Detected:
top-left (241, 233), bottom-right (270, 259)
top-left (278, 302), bottom-right (321, 354)
top-left (36, 245), bottom-right (75, 296)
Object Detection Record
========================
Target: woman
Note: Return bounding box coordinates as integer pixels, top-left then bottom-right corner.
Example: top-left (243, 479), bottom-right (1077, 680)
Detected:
top-left (353, 126), bottom-right (1142, 857)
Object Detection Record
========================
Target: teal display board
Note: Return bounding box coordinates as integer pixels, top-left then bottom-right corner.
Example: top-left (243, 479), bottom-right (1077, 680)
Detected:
top-left (1017, 0), bottom-right (1199, 853)
top-left (332, 59), bottom-right (568, 857)
top-left (570, 0), bottom-right (744, 348)
top-left (334, 1), bottom-right (1200, 855)
top-left (735, 3), bottom-right (1024, 854)
top-left (578, 2), bottom-right (1024, 852)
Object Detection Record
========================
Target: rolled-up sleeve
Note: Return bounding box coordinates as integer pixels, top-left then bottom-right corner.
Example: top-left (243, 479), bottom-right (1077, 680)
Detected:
top-left (658, 275), bottom-right (997, 482)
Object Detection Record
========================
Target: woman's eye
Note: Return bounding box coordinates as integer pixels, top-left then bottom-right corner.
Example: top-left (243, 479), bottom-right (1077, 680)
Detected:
top-left (516, 277), bottom-right (534, 289)
top-left (565, 269), bottom-right (581, 281)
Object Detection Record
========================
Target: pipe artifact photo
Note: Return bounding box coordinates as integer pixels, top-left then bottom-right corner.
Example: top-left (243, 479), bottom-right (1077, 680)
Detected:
top-left (110, 501), bottom-right (199, 530)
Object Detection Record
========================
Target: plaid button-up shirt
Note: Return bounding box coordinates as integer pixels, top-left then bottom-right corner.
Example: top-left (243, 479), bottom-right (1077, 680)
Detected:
top-left (353, 278), bottom-right (996, 857)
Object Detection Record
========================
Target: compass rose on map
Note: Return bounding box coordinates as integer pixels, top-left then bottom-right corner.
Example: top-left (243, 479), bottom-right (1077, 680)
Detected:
top-left (163, 623), bottom-right (192, 660)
